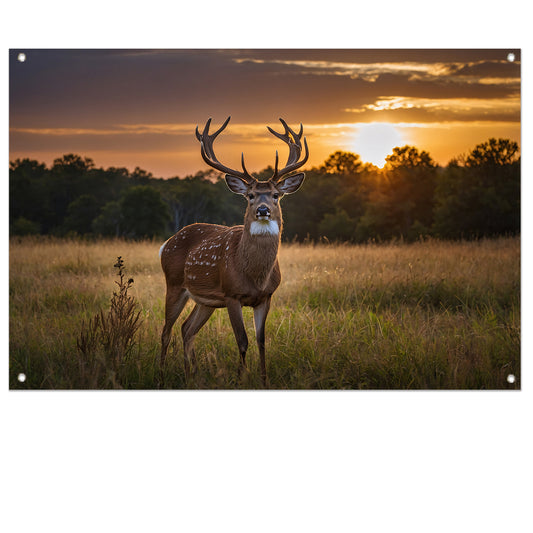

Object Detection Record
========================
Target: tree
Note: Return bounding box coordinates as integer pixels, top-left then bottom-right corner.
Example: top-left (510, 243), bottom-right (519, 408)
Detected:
top-left (386, 146), bottom-right (437, 233)
top-left (464, 138), bottom-right (519, 167)
top-left (162, 173), bottom-right (220, 232)
top-left (51, 153), bottom-right (95, 175)
top-left (46, 154), bottom-right (96, 232)
top-left (11, 217), bottom-right (40, 236)
top-left (356, 146), bottom-right (437, 240)
top-left (93, 201), bottom-right (122, 237)
top-left (319, 151), bottom-right (362, 176)
top-left (130, 167), bottom-right (154, 185)
top-left (318, 208), bottom-right (356, 241)
top-left (284, 152), bottom-right (367, 241)
top-left (64, 194), bottom-right (99, 235)
top-left (119, 186), bottom-right (170, 239)
top-left (281, 170), bottom-right (341, 241)
top-left (7, 139), bottom-right (520, 242)
top-left (384, 146), bottom-right (434, 170)
top-left (433, 139), bottom-right (520, 238)
top-left (9, 158), bottom-right (48, 227)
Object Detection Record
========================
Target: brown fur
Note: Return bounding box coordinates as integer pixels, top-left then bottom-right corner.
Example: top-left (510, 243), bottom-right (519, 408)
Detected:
top-left (159, 179), bottom-right (292, 385)
top-left (160, 118), bottom-right (307, 385)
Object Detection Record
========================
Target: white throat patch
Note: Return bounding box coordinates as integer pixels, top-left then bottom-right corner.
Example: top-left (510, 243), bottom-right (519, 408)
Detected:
top-left (249, 220), bottom-right (279, 236)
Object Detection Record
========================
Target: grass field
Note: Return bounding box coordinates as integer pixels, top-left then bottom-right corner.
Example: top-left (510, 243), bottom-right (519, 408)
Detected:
top-left (9, 236), bottom-right (520, 389)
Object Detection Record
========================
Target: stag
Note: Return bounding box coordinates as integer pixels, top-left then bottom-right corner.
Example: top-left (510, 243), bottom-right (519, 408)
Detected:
top-left (160, 117), bottom-right (308, 385)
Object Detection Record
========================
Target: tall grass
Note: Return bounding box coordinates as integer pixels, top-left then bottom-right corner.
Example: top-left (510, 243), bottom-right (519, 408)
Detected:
top-left (9, 236), bottom-right (520, 389)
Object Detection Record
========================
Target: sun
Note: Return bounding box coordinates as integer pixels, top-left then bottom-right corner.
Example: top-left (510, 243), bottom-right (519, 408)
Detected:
top-left (353, 123), bottom-right (403, 167)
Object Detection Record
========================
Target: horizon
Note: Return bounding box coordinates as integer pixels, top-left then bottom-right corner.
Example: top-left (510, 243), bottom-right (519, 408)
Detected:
top-left (9, 48), bottom-right (521, 178)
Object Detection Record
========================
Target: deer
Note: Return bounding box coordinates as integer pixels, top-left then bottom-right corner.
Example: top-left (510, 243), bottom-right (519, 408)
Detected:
top-left (159, 116), bottom-right (308, 386)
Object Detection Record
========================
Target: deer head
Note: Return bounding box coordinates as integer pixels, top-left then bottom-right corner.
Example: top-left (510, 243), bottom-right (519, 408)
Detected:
top-left (196, 117), bottom-right (308, 236)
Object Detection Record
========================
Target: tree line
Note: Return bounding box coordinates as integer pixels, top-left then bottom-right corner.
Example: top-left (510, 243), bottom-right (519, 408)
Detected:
top-left (9, 138), bottom-right (520, 242)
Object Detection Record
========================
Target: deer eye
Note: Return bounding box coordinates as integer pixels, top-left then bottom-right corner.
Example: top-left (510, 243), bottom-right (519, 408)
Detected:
top-left (248, 193), bottom-right (255, 200)
top-left (273, 193), bottom-right (279, 200)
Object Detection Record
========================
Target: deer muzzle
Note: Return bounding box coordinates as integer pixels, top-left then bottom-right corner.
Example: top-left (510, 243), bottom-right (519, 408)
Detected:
top-left (256, 205), bottom-right (271, 219)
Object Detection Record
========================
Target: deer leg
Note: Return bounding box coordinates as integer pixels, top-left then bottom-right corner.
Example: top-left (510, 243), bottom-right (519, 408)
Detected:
top-left (181, 304), bottom-right (215, 378)
top-left (160, 287), bottom-right (189, 366)
top-left (253, 297), bottom-right (271, 387)
top-left (226, 298), bottom-right (249, 376)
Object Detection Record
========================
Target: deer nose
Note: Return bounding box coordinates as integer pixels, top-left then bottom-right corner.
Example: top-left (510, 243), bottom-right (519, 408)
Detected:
top-left (256, 205), bottom-right (270, 218)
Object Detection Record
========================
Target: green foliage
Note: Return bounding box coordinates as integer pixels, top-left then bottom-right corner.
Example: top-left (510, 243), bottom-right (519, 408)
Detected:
top-left (9, 158), bottom-right (50, 230)
top-left (92, 201), bottom-right (122, 237)
top-left (64, 194), bottom-right (100, 235)
top-left (159, 171), bottom-right (242, 232)
top-left (8, 137), bottom-right (520, 242)
top-left (119, 185), bottom-right (169, 239)
top-left (433, 139), bottom-right (520, 238)
top-left (318, 208), bottom-right (356, 241)
top-left (282, 170), bottom-right (343, 240)
top-left (11, 216), bottom-right (40, 236)
top-left (358, 146), bottom-right (437, 240)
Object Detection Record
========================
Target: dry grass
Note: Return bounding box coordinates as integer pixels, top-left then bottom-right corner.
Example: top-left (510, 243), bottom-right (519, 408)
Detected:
top-left (9, 236), bottom-right (520, 389)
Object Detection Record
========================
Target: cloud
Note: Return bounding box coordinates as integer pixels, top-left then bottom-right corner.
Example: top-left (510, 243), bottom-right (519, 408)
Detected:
top-left (9, 121), bottom-right (300, 142)
top-left (234, 57), bottom-right (520, 86)
top-left (9, 124), bottom-right (196, 136)
top-left (347, 95), bottom-right (520, 113)
top-left (344, 95), bottom-right (520, 123)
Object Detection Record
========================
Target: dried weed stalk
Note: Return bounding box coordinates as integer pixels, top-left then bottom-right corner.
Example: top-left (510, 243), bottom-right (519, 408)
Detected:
top-left (77, 256), bottom-right (142, 388)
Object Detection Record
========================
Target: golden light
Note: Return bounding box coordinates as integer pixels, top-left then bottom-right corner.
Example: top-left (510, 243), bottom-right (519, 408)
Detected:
top-left (353, 123), bottom-right (403, 167)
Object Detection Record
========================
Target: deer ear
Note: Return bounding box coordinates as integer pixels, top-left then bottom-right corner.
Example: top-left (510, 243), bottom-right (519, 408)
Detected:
top-left (225, 174), bottom-right (249, 195)
top-left (276, 173), bottom-right (305, 195)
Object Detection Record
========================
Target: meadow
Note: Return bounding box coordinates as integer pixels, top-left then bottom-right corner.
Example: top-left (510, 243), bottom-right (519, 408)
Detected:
top-left (9, 236), bottom-right (520, 389)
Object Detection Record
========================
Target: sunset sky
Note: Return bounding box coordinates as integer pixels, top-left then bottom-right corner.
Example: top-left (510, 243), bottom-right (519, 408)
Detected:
top-left (9, 48), bottom-right (521, 178)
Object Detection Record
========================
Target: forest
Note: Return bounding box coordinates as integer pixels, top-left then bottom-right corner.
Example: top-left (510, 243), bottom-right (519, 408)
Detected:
top-left (9, 137), bottom-right (520, 242)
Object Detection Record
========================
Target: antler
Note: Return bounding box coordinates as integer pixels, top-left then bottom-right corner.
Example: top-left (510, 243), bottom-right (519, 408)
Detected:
top-left (196, 117), bottom-right (255, 184)
top-left (268, 118), bottom-right (309, 183)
